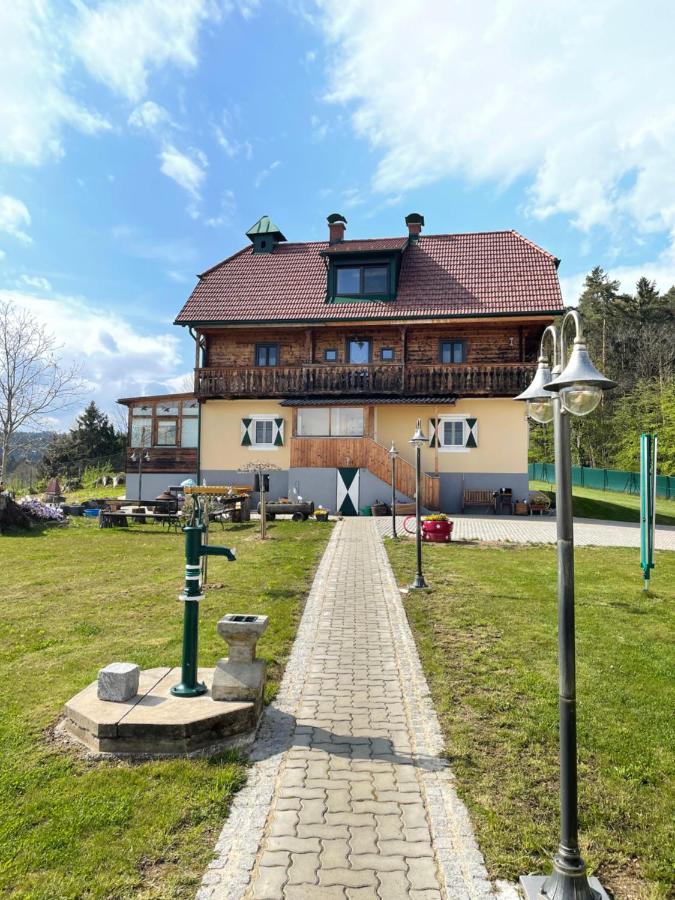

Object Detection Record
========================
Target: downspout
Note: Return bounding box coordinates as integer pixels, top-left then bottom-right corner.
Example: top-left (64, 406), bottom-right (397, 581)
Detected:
top-left (189, 327), bottom-right (206, 484)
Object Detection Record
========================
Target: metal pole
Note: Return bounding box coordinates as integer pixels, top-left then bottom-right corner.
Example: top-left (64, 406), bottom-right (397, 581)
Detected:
top-left (138, 449), bottom-right (143, 504)
top-left (412, 443), bottom-right (427, 589)
top-left (391, 454), bottom-right (397, 539)
top-left (170, 522), bottom-right (207, 697)
top-left (260, 469), bottom-right (267, 540)
top-left (542, 393), bottom-right (598, 900)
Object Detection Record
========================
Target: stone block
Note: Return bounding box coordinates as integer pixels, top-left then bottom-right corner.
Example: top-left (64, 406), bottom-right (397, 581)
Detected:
top-left (212, 657), bottom-right (266, 706)
top-left (97, 662), bottom-right (140, 702)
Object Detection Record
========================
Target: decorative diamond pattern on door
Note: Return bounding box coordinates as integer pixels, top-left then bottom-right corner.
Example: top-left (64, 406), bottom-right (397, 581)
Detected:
top-left (337, 467), bottom-right (359, 516)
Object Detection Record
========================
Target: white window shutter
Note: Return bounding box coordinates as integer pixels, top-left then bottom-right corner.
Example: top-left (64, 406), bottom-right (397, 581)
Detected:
top-left (464, 417), bottom-right (478, 448)
top-left (428, 418), bottom-right (438, 448)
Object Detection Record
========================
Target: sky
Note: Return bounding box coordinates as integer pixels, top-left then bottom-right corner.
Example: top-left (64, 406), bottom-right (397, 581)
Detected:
top-left (1, 0), bottom-right (674, 429)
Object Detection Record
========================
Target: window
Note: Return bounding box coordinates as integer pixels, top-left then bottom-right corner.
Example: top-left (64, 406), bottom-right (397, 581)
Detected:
top-left (132, 404), bottom-right (153, 417)
top-left (131, 418), bottom-right (152, 447)
top-left (183, 399), bottom-right (199, 416)
top-left (297, 407), bottom-right (363, 437)
top-left (348, 339), bottom-right (371, 364)
top-left (440, 340), bottom-right (464, 364)
top-left (380, 347), bottom-right (394, 361)
top-left (181, 417), bottom-right (198, 448)
top-left (438, 417), bottom-right (468, 452)
top-left (331, 407), bottom-right (363, 436)
top-left (157, 419), bottom-right (177, 446)
top-left (297, 408), bottom-right (330, 436)
top-left (324, 348), bottom-right (337, 362)
top-left (157, 402), bottom-right (179, 415)
top-left (256, 343), bottom-right (279, 366)
top-left (254, 419), bottom-right (274, 445)
top-left (336, 264), bottom-right (388, 296)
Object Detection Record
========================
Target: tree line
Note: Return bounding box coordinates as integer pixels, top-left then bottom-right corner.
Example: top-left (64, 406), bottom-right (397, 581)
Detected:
top-left (529, 268), bottom-right (675, 474)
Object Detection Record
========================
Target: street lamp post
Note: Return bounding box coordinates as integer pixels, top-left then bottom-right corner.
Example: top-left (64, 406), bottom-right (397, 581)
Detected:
top-left (409, 419), bottom-right (428, 589)
top-left (130, 427), bottom-right (150, 503)
top-left (516, 310), bottom-right (615, 900)
top-left (389, 441), bottom-right (399, 539)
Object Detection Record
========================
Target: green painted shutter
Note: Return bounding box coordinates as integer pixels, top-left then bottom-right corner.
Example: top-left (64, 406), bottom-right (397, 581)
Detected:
top-left (241, 418), bottom-right (253, 446)
top-left (273, 418), bottom-right (285, 447)
top-left (428, 418), bottom-right (438, 448)
top-left (465, 417), bottom-right (478, 448)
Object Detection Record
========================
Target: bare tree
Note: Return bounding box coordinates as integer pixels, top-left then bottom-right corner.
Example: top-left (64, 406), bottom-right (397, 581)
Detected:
top-left (0, 300), bottom-right (82, 481)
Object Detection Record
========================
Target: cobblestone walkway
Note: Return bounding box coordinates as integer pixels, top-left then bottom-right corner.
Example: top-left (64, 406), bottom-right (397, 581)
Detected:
top-left (372, 514), bottom-right (675, 550)
top-left (198, 519), bottom-right (496, 900)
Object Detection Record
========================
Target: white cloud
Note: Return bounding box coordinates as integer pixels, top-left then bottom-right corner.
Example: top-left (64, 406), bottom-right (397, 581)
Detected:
top-left (1, 289), bottom-right (186, 425)
top-left (20, 274), bottom-right (52, 292)
top-left (73, 0), bottom-right (218, 103)
top-left (315, 0), bottom-right (675, 251)
top-left (0, 195), bottom-right (32, 244)
top-left (0, 250), bottom-right (6, 261)
top-left (254, 160), bottom-right (282, 188)
top-left (0, 2), bottom-right (110, 166)
top-left (159, 144), bottom-right (208, 199)
top-left (128, 100), bottom-right (172, 132)
top-left (204, 190), bottom-right (236, 228)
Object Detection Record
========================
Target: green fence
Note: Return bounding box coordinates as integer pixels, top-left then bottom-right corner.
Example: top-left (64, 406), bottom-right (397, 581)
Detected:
top-left (529, 462), bottom-right (674, 499)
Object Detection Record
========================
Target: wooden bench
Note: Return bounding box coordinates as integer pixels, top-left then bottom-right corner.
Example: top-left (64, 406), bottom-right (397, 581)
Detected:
top-left (461, 490), bottom-right (496, 513)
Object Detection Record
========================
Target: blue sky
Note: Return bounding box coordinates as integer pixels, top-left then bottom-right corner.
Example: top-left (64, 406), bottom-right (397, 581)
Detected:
top-left (1, 0), bottom-right (674, 428)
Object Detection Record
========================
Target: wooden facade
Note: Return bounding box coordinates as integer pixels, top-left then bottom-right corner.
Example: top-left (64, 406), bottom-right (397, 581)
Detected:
top-left (195, 321), bottom-right (544, 400)
top-left (290, 434), bottom-right (440, 510)
top-left (125, 446), bottom-right (197, 475)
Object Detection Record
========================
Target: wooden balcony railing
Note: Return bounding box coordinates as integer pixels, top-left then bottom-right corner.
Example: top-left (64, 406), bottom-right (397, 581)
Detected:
top-left (195, 363), bottom-right (535, 399)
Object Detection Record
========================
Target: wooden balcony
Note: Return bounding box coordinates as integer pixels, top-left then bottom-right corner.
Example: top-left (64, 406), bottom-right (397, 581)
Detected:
top-left (195, 363), bottom-right (535, 399)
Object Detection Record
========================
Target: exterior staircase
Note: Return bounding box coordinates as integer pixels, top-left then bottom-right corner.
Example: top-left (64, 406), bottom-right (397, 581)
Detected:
top-left (363, 437), bottom-right (440, 511)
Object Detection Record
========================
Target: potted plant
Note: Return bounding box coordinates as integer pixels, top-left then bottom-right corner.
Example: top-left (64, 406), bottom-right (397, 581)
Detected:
top-left (422, 513), bottom-right (453, 542)
top-left (314, 507), bottom-right (329, 522)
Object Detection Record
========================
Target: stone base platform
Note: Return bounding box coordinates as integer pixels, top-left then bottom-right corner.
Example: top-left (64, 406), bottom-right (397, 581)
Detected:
top-left (63, 667), bottom-right (258, 757)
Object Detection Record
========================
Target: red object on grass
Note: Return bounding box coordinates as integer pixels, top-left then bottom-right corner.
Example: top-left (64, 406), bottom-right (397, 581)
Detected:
top-left (422, 519), bottom-right (453, 542)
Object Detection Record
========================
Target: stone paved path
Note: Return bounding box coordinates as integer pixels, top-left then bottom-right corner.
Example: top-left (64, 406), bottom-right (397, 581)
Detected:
top-left (372, 513), bottom-right (675, 550)
top-left (198, 519), bottom-right (496, 900)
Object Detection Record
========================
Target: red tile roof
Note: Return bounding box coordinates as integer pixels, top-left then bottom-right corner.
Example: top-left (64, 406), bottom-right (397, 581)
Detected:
top-left (322, 237), bottom-right (408, 254)
top-left (174, 231), bottom-right (564, 325)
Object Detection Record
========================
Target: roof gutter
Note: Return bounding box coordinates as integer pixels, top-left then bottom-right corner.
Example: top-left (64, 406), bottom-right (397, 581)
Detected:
top-left (175, 308), bottom-right (566, 328)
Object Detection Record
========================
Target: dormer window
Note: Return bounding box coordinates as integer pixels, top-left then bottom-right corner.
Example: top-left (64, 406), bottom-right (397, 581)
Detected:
top-left (336, 264), bottom-right (389, 296)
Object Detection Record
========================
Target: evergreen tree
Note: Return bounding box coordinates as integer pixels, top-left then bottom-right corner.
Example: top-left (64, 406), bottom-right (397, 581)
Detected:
top-left (577, 266), bottom-right (620, 370)
top-left (39, 402), bottom-right (126, 478)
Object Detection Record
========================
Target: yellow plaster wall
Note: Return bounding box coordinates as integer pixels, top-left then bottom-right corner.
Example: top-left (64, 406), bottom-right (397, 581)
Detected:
top-left (375, 400), bottom-right (528, 473)
top-left (200, 400), bottom-right (291, 470)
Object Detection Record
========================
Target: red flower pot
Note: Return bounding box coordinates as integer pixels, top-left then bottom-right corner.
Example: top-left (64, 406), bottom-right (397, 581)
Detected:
top-left (422, 519), bottom-right (453, 542)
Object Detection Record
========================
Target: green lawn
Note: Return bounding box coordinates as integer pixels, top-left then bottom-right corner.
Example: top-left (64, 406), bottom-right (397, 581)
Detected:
top-left (0, 518), bottom-right (331, 899)
top-left (387, 540), bottom-right (674, 900)
top-left (530, 479), bottom-right (675, 526)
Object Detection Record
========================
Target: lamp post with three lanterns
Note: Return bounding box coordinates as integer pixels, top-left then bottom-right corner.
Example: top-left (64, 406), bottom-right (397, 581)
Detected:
top-left (516, 310), bottom-right (615, 900)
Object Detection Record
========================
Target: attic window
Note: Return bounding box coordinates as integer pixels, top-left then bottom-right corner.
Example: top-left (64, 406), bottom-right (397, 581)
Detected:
top-left (336, 265), bottom-right (388, 296)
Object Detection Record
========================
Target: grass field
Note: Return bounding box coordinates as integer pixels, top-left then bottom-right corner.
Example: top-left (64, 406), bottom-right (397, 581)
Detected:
top-left (0, 518), bottom-right (331, 899)
top-left (387, 540), bottom-right (674, 900)
top-left (530, 479), bottom-right (675, 526)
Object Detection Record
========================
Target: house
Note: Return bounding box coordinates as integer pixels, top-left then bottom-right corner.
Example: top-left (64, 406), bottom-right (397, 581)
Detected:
top-left (118, 213), bottom-right (564, 512)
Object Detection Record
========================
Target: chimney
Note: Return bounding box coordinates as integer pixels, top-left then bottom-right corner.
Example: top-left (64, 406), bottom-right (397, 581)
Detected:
top-left (327, 213), bottom-right (347, 244)
top-left (405, 212), bottom-right (424, 241)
